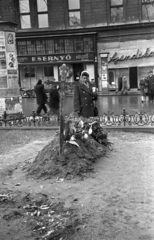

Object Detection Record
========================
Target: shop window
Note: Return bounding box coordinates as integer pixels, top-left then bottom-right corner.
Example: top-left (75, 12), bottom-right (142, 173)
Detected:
top-left (27, 41), bottom-right (36, 55)
top-left (54, 39), bottom-right (64, 53)
top-left (24, 67), bottom-right (35, 78)
top-left (36, 40), bottom-right (45, 54)
top-left (19, 0), bottom-right (31, 29)
top-left (142, 0), bottom-right (154, 21)
top-left (68, 0), bottom-right (81, 26)
top-left (17, 41), bottom-right (27, 55)
top-left (44, 66), bottom-right (54, 77)
top-left (110, 0), bottom-right (123, 23)
top-left (64, 39), bottom-right (74, 53)
top-left (84, 37), bottom-right (93, 52)
top-left (74, 38), bottom-right (83, 52)
top-left (45, 40), bottom-right (55, 54)
top-left (37, 0), bottom-right (49, 28)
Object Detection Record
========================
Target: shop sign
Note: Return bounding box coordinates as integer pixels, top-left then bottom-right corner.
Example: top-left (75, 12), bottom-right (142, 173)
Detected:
top-left (17, 52), bottom-right (94, 63)
top-left (108, 48), bottom-right (154, 64)
top-left (0, 98), bottom-right (5, 116)
top-left (8, 70), bottom-right (18, 74)
top-left (0, 70), bottom-right (7, 88)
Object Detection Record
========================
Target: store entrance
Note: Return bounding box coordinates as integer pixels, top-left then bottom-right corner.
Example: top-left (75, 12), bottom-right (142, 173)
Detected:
top-left (73, 63), bottom-right (84, 81)
top-left (129, 67), bottom-right (138, 89)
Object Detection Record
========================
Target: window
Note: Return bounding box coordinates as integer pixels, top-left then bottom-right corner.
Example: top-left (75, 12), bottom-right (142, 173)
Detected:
top-left (64, 39), bottom-right (74, 53)
top-left (68, 0), bottom-right (81, 26)
top-left (142, 0), bottom-right (154, 21)
top-left (27, 41), bottom-right (36, 55)
top-left (16, 37), bottom-right (94, 56)
top-left (37, 0), bottom-right (49, 28)
top-left (74, 38), bottom-right (83, 52)
top-left (24, 66), bottom-right (35, 78)
top-left (110, 0), bottom-right (123, 23)
top-left (54, 39), bottom-right (64, 53)
top-left (45, 40), bottom-right (55, 54)
top-left (36, 40), bottom-right (45, 54)
top-left (84, 38), bottom-right (93, 52)
top-left (19, 0), bottom-right (31, 29)
top-left (44, 66), bottom-right (54, 77)
top-left (17, 41), bottom-right (27, 55)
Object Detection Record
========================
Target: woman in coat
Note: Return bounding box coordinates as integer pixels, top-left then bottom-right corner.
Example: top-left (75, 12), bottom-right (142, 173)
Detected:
top-left (74, 71), bottom-right (97, 118)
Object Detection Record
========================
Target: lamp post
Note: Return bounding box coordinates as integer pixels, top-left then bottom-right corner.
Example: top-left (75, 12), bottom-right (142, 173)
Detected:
top-left (59, 64), bottom-right (69, 157)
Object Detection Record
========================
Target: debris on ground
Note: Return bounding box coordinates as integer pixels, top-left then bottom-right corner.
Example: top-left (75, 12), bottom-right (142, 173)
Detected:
top-left (0, 191), bottom-right (82, 240)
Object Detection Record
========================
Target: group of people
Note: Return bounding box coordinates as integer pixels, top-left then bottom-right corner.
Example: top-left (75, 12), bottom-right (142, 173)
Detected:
top-left (34, 70), bottom-right (98, 119)
top-left (139, 70), bottom-right (154, 103)
top-left (34, 79), bottom-right (60, 116)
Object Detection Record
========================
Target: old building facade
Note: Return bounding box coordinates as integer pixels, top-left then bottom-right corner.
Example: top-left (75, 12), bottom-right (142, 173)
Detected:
top-left (0, 0), bottom-right (154, 92)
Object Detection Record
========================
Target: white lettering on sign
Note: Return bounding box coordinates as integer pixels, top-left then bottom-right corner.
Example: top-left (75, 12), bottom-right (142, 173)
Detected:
top-left (32, 57), bottom-right (36, 61)
top-left (76, 54), bottom-right (88, 60)
top-left (31, 55), bottom-right (72, 62)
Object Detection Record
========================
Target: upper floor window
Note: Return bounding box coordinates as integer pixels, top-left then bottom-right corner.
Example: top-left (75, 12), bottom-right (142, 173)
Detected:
top-left (68, 0), bottom-right (81, 26)
top-left (37, 0), bottom-right (49, 28)
top-left (19, 0), bottom-right (31, 29)
top-left (17, 37), bottom-right (94, 56)
top-left (142, 0), bottom-right (154, 21)
top-left (110, 0), bottom-right (123, 23)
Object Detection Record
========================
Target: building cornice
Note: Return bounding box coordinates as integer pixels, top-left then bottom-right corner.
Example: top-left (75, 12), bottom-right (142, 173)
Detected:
top-left (16, 21), bottom-right (154, 39)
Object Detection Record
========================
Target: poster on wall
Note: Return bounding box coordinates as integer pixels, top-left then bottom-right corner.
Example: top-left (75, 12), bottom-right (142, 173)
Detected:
top-left (0, 51), bottom-right (6, 69)
top-left (8, 73), bottom-right (19, 88)
top-left (0, 70), bottom-right (7, 88)
top-left (5, 97), bottom-right (22, 114)
top-left (6, 52), bottom-right (17, 70)
top-left (0, 98), bottom-right (5, 116)
top-left (5, 32), bottom-right (16, 52)
top-left (0, 31), bottom-right (5, 51)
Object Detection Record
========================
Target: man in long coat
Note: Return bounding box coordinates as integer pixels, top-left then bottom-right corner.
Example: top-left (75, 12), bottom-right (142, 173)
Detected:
top-left (49, 84), bottom-right (59, 115)
top-left (74, 71), bottom-right (97, 118)
top-left (34, 79), bottom-right (48, 115)
top-left (147, 70), bottom-right (154, 102)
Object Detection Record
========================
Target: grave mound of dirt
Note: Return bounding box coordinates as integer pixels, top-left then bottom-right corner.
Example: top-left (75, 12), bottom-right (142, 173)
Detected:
top-left (26, 133), bottom-right (108, 180)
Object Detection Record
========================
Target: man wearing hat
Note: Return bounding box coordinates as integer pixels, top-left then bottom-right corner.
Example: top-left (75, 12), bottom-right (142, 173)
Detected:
top-left (147, 70), bottom-right (154, 102)
top-left (34, 79), bottom-right (48, 115)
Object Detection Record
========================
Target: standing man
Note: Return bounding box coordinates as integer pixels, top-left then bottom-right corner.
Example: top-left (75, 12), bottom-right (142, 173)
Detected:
top-left (49, 84), bottom-right (60, 116)
top-left (74, 71), bottom-right (97, 118)
top-left (121, 76), bottom-right (128, 95)
top-left (115, 74), bottom-right (123, 94)
top-left (34, 79), bottom-right (48, 115)
top-left (147, 70), bottom-right (154, 102)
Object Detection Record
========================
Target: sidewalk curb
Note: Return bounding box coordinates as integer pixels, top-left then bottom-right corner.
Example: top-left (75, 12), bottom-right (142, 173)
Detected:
top-left (0, 126), bottom-right (154, 134)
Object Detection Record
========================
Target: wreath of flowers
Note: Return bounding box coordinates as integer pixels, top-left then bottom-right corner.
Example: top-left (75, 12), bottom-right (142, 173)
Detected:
top-left (64, 114), bottom-right (112, 150)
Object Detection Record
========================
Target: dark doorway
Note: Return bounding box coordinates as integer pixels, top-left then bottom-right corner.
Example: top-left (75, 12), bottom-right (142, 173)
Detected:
top-left (129, 67), bottom-right (138, 89)
top-left (73, 63), bottom-right (84, 81)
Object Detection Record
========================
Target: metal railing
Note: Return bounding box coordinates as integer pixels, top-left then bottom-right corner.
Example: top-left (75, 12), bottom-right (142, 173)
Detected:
top-left (0, 108), bottom-right (154, 128)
